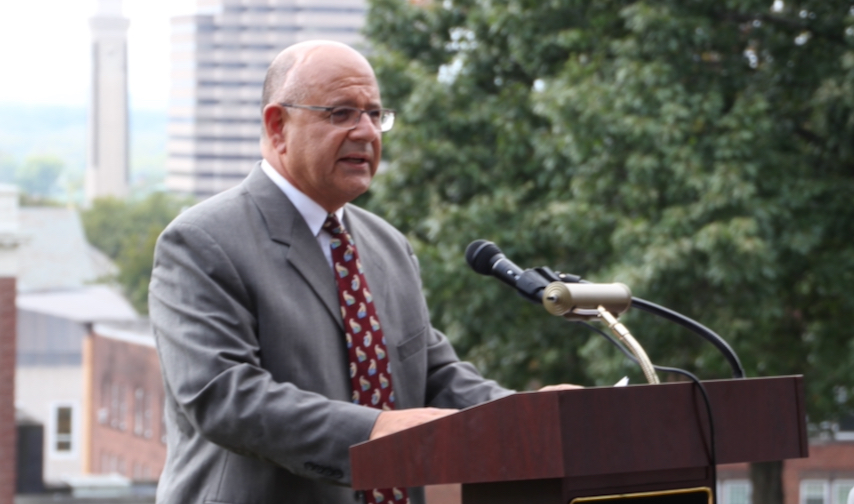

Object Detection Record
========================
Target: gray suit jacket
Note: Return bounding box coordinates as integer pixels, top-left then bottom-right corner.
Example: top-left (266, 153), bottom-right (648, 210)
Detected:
top-left (149, 165), bottom-right (512, 504)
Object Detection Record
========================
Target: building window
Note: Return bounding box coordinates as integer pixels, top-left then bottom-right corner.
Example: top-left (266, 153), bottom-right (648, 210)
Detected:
top-left (49, 402), bottom-right (77, 458)
top-left (144, 391), bottom-right (153, 438)
top-left (722, 480), bottom-right (752, 504)
top-left (110, 383), bottom-right (119, 428)
top-left (110, 382), bottom-right (127, 431)
top-left (132, 387), bottom-right (154, 438)
top-left (803, 480), bottom-right (830, 504)
top-left (99, 379), bottom-right (110, 424)
top-left (833, 481), bottom-right (854, 504)
top-left (55, 406), bottom-right (72, 451)
top-left (134, 388), bottom-right (145, 436)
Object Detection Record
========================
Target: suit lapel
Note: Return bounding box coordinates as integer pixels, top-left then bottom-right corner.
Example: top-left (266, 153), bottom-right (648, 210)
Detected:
top-left (244, 164), bottom-right (343, 330)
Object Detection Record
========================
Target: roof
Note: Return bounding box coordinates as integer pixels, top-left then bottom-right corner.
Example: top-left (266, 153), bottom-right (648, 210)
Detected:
top-left (93, 319), bottom-right (155, 348)
top-left (16, 408), bottom-right (42, 426)
top-left (16, 285), bottom-right (137, 322)
top-left (17, 207), bottom-right (118, 292)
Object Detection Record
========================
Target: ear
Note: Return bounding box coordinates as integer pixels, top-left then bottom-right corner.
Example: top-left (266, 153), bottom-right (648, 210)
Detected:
top-left (262, 104), bottom-right (287, 152)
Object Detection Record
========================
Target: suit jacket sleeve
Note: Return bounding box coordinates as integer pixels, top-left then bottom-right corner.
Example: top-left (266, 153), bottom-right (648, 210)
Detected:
top-left (345, 207), bottom-right (515, 411)
top-left (411, 250), bottom-right (516, 409)
top-left (150, 220), bottom-right (381, 486)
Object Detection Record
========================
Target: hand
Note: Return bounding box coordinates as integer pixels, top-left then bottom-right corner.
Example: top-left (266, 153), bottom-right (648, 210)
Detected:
top-left (538, 383), bottom-right (583, 392)
top-left (369, 408), bottom-right (458, 440)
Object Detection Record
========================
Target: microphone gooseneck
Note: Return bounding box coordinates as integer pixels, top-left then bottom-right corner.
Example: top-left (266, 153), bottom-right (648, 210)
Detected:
top-left (463, 238), bottom-right (746, 379)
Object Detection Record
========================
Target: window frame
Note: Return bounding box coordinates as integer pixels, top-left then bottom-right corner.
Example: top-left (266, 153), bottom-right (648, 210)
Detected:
top-left (48, 400), bottom-right (79, 460)
top-left (720, 479), bottom-right (752, 504)
top-left (801, 479), bottom-right (830, 504)
top-left (832, 480), bottom-right (854, 504)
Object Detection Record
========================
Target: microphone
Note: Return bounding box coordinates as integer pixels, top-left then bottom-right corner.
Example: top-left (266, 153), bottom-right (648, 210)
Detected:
top-left (466, 242), bottom-right (746, 378)
top-left (465, 240), bottom-right (632, 318)
top-left (464, 240), bottom-right (551, 303)
top-left (542, 282), bottom-right (632, 319)
top-left (465, 240), bottom-right (523, 288)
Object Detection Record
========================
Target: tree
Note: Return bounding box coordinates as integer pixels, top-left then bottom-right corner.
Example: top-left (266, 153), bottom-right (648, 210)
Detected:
top-left (16, 154), bottom-right (63, 197)
top-left (364, 1), bottom-right (854, 502)
top-left (0, 151), bottom-right (16, 184)
top-left (82, 193), bottom-right (193, 313)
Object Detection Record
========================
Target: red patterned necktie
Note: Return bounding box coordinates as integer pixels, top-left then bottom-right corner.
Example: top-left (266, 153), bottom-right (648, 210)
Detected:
top-left (323, 214), bottom-right (410, 504)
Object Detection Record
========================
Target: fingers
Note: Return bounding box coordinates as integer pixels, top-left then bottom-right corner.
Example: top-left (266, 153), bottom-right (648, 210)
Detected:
top-left (369, 407), bottom-right (458, 440)
top-left (538, 383), bottom-right (584, 392)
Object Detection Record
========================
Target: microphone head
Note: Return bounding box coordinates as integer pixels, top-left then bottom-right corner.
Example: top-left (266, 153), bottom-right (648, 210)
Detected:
top-left (465, 240), bottom-right (503, 275)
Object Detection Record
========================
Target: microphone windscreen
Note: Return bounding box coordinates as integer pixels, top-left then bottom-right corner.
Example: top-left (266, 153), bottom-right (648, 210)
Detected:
top-left (465, 240), bottom-right (502, 275)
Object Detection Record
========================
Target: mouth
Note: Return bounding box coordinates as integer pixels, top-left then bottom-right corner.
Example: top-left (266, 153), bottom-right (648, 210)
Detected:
top-left (337, 153), bottom-right (372, 169)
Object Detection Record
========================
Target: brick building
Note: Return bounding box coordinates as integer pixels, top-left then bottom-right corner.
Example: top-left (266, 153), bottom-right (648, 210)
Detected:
top-left (82, 321), bottom-right (166, 480)
top-left (13, 206), bottom-right (137, 487)
top-left (717, 440), bottom-right (854, 504)
top-left (0, 183), bottom-right (22, 504)
top-left (0, 278), bottom-right (17, 504)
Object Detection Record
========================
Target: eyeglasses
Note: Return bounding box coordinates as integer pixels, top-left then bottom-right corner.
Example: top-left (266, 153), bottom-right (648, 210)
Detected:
top-left (279, 103), bottom-right (396, 132)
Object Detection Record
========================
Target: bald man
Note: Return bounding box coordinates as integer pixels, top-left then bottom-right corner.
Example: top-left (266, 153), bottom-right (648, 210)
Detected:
top-left (149, 41), bottom-right (514, 504)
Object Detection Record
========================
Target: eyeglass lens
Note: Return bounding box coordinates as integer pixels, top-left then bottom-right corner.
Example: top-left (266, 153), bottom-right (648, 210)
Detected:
top-left (330, 107), bottom-right (394, 132)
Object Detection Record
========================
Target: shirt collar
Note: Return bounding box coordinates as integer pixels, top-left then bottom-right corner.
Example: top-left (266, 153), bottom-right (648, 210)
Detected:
top-left (261, 159), bottom-right (345, 236)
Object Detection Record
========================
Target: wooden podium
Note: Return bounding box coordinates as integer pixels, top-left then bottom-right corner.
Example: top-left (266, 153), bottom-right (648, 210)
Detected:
top-left (350, 376), bottom-right (807, 503)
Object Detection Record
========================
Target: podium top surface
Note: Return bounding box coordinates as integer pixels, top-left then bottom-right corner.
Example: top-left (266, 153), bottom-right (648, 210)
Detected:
top-left (350, 375), bottom-right (807, 490)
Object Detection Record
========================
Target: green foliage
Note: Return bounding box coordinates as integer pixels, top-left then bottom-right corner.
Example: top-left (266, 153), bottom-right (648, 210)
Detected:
top-left (0, 151), bottom-right (16, 184)
top-left (364, 0), bottom-right (854, 428)
top-left (82, 193), bottom-right (193, 313)
top-left (16, 154), bottom-right (64, 198)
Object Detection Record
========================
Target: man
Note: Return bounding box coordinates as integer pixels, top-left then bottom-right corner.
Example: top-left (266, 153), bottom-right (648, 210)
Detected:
top-left (150, 40), bottom-right (561, 504)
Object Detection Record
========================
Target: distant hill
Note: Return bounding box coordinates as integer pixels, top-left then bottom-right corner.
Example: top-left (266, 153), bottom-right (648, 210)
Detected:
top-left (0, 103), bottom-right (168, 196)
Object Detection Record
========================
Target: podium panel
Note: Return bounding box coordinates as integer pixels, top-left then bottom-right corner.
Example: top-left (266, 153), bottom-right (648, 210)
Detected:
top-left (351, 376), bottom-right (807, 504)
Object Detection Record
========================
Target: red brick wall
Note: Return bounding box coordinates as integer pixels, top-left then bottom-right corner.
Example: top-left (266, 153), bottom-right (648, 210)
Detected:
top-left (0, 277), bottom-right (16, 504)
top-left (784, 442), bottom-right (854, 504)
top-left (88, 331), bottom-right (166, 480)
top-left (717, 443), bottom-right (854, 504)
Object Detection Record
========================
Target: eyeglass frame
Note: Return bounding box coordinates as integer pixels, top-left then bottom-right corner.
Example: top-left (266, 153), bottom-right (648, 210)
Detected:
top-left (278, 103), bottom-right (396, 132)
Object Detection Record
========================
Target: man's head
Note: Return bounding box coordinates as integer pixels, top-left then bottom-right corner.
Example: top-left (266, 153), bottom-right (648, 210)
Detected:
top-left (260, 41), bottom-right (383, 213)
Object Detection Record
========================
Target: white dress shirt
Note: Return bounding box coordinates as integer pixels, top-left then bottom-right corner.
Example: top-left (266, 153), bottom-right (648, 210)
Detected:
top-left (261, 159), bottom-right (344, 270)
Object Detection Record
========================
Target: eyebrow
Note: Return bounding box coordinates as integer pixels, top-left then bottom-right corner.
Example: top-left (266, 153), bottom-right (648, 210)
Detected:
top-left (329, 97), bottom-right (383, 109)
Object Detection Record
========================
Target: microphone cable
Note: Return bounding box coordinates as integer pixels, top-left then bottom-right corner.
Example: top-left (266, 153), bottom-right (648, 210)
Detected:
top-left (578, 321), bottom-right (718, 504)
top-left (628, 297), bottom-right (745, 379)
top-left (566, 277), bottom-right (745, 379)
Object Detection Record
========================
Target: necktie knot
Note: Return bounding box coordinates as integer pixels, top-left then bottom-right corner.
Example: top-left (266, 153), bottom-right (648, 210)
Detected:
top-left (323, 214), bottom-right (344, 235)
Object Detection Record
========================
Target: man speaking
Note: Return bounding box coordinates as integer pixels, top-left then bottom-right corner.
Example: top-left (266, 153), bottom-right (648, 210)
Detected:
top-left (149, 41), bottom-right (520, 503)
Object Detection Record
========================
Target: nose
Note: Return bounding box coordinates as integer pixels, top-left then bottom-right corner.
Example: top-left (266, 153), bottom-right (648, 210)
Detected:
top-left (347, 111), bottom-right (379, 142)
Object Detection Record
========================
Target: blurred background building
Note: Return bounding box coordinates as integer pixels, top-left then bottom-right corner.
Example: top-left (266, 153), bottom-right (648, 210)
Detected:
top-left (165, 0), bottom-right (368, 198)
top-left (85, 0), bottom-right (130, 203)
top-left (0, 185), bottom-right (22, 504)
top-left (14, 206), bottom-right (137, 487)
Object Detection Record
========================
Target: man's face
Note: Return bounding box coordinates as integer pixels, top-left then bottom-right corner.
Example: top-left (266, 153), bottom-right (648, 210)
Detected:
top-left (278, 49), bottom-right (383, 212)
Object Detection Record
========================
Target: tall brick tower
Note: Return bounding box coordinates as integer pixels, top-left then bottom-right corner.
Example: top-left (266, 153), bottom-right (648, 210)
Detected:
top-left (85, 0), bottom-right (130, 204)
top-left (0, 184), bottom-right (20, 503)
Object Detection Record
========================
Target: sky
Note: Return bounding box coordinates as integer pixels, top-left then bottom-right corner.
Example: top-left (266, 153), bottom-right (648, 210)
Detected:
top-left (0, 0), bottom-right (196, 111)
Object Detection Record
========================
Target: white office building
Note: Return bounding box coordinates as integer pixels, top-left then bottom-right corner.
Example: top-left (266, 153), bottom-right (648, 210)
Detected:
top-left (165, 0), bottom-right (368, 197)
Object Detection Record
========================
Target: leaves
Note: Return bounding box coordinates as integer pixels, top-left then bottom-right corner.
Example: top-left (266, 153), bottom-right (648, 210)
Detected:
top-left (364, 0), bottom-right (854, 427)
top-left (81, 193), bottom-right (193, 313)
top-left (15, 154), bottom-right (64, 198)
